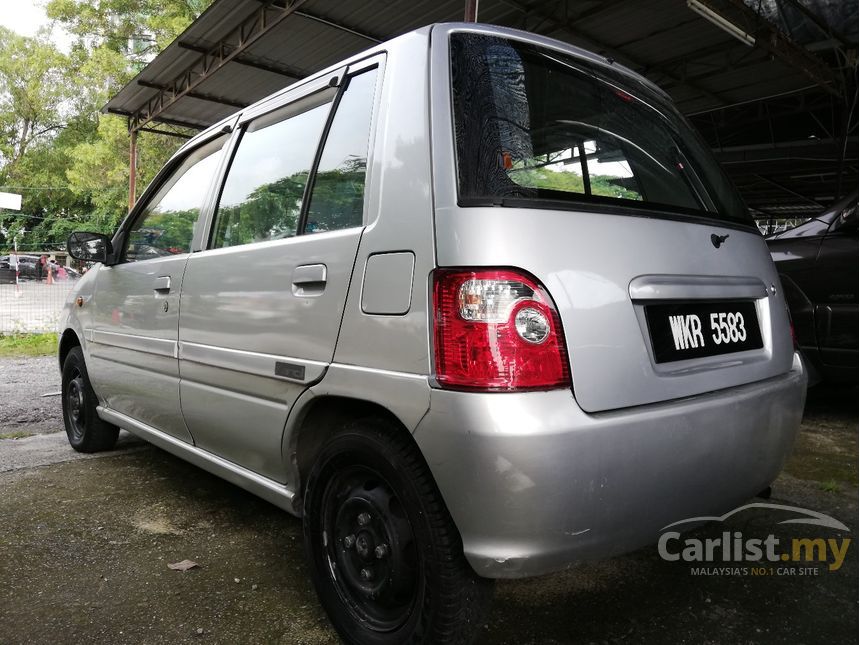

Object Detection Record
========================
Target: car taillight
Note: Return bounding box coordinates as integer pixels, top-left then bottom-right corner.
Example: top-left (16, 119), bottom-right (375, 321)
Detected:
top-left (784, 304), bottom-right (798, 348)
top-left (433, 268), bottom-right (570, 391)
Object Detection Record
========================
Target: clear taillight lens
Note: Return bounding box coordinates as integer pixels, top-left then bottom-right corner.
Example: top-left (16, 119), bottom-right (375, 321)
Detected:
top-left (433, 268), bottom-right (571, 391)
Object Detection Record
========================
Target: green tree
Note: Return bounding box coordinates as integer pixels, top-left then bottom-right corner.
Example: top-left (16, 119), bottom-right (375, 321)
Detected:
top-left (215, 173), bottom-right (309, 246)
top-left (47, 0), bottom-right (214, 57)
top-left (0, 1), bottom-right (216, 253)
top-left (0, 27), bottom-right (69, 174)
top-left (65, 111), bottom-right (181, 233)
top-left (1, 1), bottom-right (218, 254)
top-left (46, 0), bottom-right (216, 230)
top-left (0, 27), bottom-right (87, 252)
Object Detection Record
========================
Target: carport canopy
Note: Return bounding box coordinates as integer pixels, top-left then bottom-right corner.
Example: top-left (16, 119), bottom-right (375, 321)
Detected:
top-left (104, 0), bottom-right (857, 218)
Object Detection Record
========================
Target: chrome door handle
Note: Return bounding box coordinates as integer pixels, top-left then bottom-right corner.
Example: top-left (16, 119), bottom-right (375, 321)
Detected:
top-left (292, 264), bottom-right (327, 297)
top-left (153, 276), bottom-right (171, 293)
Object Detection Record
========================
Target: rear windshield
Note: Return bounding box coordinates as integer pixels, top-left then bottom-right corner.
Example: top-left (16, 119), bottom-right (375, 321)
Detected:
top-left (450, 33), bottom-right (752, 226)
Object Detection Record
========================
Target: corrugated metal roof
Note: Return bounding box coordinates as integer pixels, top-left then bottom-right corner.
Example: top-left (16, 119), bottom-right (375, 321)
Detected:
top-left (104, 0), bottom-right (846, 128)
top-left (103, 0), bottom-right (856, 216)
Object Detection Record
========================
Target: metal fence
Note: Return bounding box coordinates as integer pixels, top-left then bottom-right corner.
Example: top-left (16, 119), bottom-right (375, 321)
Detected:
top-left (0, 279), bottom-right (79, 334)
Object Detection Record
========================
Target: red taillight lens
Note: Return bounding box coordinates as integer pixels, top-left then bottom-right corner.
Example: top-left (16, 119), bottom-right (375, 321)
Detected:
top-left (433, 268), bottom-right (571, 391)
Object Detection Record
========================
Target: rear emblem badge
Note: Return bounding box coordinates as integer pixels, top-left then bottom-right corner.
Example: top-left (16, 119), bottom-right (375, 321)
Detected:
top-left (711, 233), bottom-right (730, 248)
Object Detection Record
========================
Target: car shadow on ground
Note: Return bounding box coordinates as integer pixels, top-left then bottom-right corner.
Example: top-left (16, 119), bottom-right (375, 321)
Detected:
top-left (803, 381), bottom-right (859, 419)
top-left (1, 422), bottom-right (856, 645)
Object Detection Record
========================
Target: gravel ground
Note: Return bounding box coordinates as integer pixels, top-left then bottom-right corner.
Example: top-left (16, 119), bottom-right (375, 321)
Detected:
top-left (0, 355), bottom-right (857, 644)
top-left (0, 355), bottom-right (63, 436)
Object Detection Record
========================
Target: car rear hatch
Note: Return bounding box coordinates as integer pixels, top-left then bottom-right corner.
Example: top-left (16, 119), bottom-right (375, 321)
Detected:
top-left (434, 29), bottom-right (795, 413)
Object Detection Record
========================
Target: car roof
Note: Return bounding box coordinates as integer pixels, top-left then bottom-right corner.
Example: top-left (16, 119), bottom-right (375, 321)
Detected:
top-left (171, 22), bottom-right (665, 161)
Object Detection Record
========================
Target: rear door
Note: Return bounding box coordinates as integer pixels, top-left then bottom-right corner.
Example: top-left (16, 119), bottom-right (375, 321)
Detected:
top-left (436, 30), bottom-right (794, 412)
top-left (178, 58), bottom-right (382, 480)
top-left (87, 134), bottom-right (228, 440)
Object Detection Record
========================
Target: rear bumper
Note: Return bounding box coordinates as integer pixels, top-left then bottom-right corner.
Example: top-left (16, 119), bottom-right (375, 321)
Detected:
top-left (413, 353), bottom-right (806, 578)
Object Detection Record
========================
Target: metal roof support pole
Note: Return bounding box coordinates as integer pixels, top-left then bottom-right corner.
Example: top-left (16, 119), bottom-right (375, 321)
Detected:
top-left (754, 173), bottom-right (824, 208)
top-left (464, 0), bottom-right (479, 22)
top-left (128, 127), bottom-right (138, 212)
top-left (836, 87), bottom-right (859, 199)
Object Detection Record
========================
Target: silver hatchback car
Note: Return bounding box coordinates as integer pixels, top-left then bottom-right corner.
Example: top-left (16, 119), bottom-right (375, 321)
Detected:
top-left (61, 23), bottom-right (806, 644)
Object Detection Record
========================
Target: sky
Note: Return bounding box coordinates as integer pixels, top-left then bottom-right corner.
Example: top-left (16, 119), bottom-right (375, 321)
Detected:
top-left (0, 0), bottom-right (73, 50)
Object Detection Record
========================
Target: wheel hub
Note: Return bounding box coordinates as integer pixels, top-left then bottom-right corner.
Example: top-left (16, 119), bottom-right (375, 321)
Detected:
top-left (69, 381), bottom-right (84, 421)
top-left (355, 532), bottom-right (373, 559)
top-left (322, 467), bottom-right (419, 632)
top-left (65, 372), bottom-right (86, 440)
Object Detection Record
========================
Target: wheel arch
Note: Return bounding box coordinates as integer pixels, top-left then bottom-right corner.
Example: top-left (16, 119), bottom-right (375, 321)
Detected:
top-left (58, 328), bottom-right (81, 371)
top-left (289, 395), bottom-right (412, 514)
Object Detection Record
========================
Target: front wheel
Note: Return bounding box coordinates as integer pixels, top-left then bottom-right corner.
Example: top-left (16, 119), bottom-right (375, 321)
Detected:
top-left (61, 346), bottom-right (119, 453)
top-left (303, 418), bottom-right (493, 644)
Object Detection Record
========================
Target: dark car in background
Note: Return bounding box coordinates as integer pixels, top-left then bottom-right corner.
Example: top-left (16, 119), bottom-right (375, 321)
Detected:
top-left (0, 254), bottom-right (40, 281)
top-left (0, 255), bottom-right (81, 282)
top-left (767, 192), bottom-right (858, 384)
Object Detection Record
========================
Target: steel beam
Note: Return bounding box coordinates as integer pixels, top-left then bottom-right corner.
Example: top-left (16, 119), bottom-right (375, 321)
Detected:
top-left (177, 42), bottom-right (303, 78)
top-left (109, 108), bottom-right (207, 132)
top-left (753, 174), bottom-right (826, 207)
top-left (294, 10), bottom-right (383, 42)
top-left (136, 127), bottom-right (194, 140)
top-left (137, 80), bottom-right (248, 109)
top-left (129, 0), bottom-right (309, 133)
top-left (692, 0), bottom-right (841, 98)
top-left (778, 0), bottom-right (850, 49)
top-left (569, 0), bottom-right (629, 23)
top-left (253, 0), bottom-right (384, 43)
top-left (498, 0), bottom-right (732, 110)
top-left (713, 138), bottom-right (858, 164)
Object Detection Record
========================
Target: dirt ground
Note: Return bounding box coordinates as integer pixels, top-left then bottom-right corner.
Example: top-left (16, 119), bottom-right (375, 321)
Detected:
top-left (0, 357), bottom-right (856, 644)
top-left (0, 356), bottom-right (62, 436)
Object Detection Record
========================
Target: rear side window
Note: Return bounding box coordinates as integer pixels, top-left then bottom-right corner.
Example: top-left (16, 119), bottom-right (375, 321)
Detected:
top-left (450, 33), bottom-right (750, 226)
top-left (125, 135), bottom-right (226, 262)
top-left (304, 68), bottom-right (378, 234)
top-left (212, 99), bottom-right (331, 248)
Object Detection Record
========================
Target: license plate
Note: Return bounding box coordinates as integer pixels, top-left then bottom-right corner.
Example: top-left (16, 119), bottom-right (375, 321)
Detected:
top-left (645, 301), bottom-right (763, 363)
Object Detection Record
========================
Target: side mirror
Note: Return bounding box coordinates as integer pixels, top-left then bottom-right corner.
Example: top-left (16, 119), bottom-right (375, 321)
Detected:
top-left (67, 231), bottom-right (113, 264)
top-left (834, 205), bottom-right (858, 234)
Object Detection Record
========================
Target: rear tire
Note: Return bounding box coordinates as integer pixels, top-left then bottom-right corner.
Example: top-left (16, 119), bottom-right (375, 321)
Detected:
top-left (61, 346), bottom-right (119, 453)
top-left (303, 417), bottom-right (493, 644)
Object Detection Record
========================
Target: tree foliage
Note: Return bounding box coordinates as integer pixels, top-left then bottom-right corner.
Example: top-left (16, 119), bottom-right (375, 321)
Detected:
top-left (0, 1), bottom-right (213, 253)
top-left (509, 165), bottom-right (643, 202)
top-left (46, 0), bottom-right (213, 57)
top-left (0, 27), bottom-right (69, 171)
top-left (214, 161), bottom-right (368, 247)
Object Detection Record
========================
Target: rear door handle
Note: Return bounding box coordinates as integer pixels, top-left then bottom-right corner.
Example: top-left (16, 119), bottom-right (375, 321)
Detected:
top-left (292, 264), bottom-right (327, 297)
top-left (153, 276), bottom-right (171, 293)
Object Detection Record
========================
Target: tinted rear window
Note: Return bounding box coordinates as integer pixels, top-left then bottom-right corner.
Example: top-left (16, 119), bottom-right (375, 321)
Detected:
top-left (450, 33), bottom-right (751, 226)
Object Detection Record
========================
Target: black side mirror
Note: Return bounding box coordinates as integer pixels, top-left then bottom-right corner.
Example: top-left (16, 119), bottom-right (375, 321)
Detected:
top-left (67, 231), bottom-right (113, 264)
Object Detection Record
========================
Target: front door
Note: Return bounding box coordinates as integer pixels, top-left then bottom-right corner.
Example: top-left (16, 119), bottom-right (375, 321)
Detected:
top-left (87, 134), bottom-right (228, 442)
top-left (178, 62), bottom-right (381, 480)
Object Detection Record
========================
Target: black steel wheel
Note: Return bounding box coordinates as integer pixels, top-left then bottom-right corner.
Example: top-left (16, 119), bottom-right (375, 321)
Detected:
top-left (322, 464), bottom-right (419, 631)
top-left (303, 417), bottom-right (493, 645)
top-left (61, 346), bottom-right (119, 453)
